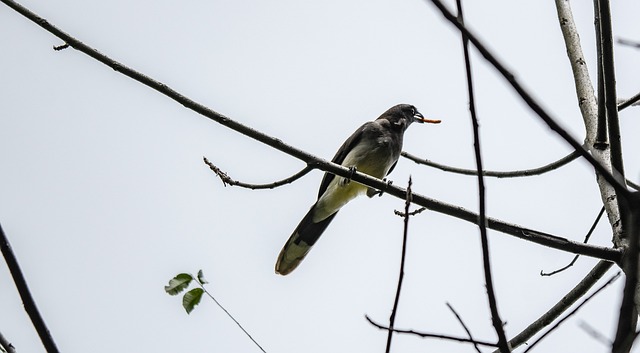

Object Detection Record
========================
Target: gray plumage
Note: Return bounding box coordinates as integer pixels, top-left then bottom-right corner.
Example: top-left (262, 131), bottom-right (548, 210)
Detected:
top-left (275, 104), bottom-right (439, 275)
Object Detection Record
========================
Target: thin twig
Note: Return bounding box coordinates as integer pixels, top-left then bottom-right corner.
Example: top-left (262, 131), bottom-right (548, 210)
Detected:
top-left (493, 260), bottom-right (614, 352)
top-left (456, 2), bottom-right (509, 351)
top-left (366, 315), bottom-right (498, 348)
top-left (194, 280), bottom-right (267, 353)
top-left (402, 149), bottom-right (580, 178)
top-left (541, 207), bottom-right (605, 276)
top-left (0, 223), bottom-right (60, 353)
top-left (0, 0), bottom-right (625, 263)
top-left (578, 320), bottom-right (612, 346)
top-left (394, 207), bottom-right (427, 217)
top-left (424, 0), bottom-right (629, 198)
top-left (617, 38), bottom-right (640, 48)
top-left (203, 157), bottom-right (312, 190)
top-left (446, 302), bottom-right (482, 353)
top-left (523, 271), bottom-right (622, 353)
top-left (385, 177), bottom-right (413, 353)
top-left (0, 331), bottom-right (16, 353)
top-left (618, 92), bottom-right (640, 110)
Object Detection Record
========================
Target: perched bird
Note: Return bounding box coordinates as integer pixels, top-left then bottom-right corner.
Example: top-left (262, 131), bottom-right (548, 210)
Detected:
top-left (275, 104), bottom-right (440, 275)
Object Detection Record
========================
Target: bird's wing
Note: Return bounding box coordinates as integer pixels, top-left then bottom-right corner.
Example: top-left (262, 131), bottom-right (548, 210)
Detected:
top-left (317, 122), bottom-right (372, 198)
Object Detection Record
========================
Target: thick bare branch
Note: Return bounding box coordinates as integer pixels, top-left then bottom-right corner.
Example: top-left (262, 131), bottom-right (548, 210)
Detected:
top-left (555, 0), bottom-right (623, 242)
top-left (425, 0), bottom-right (629, 198)
top-left (0, 0), bottom-right (624, 263)
top-left (0, 224), bottom-right (60, 353)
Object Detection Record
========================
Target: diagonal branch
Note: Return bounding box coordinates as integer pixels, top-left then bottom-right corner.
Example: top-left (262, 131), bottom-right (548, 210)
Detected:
top-left (541, 206), bottom-right (605, 277)
top-left (0, 0), bottom-right (624, 263)
top-left (446, 303), bottom-right (482, 353)
top-left (0, 223), bottom-right (60, 353)
top-left (456, 1), bottom-right (509, 351)
top-left (522, 271), bottom-right (621, 353)
top-left (0, 331), bottom-right (16, 353)
top-left (493, 260), bottom-right (614, 352)
top-left (424, 0), bottom-right (629, 198)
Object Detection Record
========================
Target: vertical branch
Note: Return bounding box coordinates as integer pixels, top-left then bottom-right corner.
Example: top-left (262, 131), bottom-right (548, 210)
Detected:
top-left (455, 1), bottom-right (510, 352)
top-left (0, 224), bottom-right (60, 353)
top-left (613, 192), bottom-right (640, 353)
top-left (386, 177), bottom-right (414, 353)
top-left (554, 0), bottom-right (623, 243)
top-left (593, 0), bottom-right (608, 148)
top-left (597, 0), bottom-right (624, 180)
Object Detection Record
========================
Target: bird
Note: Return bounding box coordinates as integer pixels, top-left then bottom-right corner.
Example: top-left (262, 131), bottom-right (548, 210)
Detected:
top-left (275, 104), bottom-right (440, 275)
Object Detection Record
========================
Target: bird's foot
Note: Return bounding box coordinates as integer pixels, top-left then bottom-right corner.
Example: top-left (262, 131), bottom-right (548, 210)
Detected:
top-left (341, 166), bottom-right (357, 186)
top-left (367, 179), bottom-right (393, 198)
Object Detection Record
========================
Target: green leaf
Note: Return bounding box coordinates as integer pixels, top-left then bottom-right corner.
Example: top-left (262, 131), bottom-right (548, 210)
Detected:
top-left (197, 269), bottom-right (208, 284)
top-left (183, 288), bottom-right (204, 314)
top-left (164, 273), bottom-right (193, 295)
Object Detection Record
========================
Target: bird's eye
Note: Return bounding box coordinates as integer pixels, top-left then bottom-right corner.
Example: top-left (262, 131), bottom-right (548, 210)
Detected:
top-left (410, 107), bottom-right (416, 115)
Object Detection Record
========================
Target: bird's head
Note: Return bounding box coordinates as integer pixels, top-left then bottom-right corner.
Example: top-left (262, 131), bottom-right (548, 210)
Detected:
top-left (378, 104), bottom-right (441, 131)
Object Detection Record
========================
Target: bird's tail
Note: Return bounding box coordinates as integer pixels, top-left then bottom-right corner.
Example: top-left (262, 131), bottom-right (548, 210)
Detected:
top-left (275, 204), bottom-right (338, 275)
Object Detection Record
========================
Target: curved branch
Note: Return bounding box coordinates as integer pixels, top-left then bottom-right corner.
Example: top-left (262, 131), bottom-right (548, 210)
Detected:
top-left (203, 157), bottom-right (312, 190)
top-left (540, 207), bottom-right (605, 276)
top-left (402, 149), bottom-right (580, 178)
top-left (366, 315), bottom-right (498, 348)
top-left (0, 0), bottom-right (624, 263)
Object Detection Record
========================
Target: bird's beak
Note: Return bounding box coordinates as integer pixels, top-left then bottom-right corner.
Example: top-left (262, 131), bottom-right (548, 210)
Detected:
top-left (414, 111), bottom-right (441, 124)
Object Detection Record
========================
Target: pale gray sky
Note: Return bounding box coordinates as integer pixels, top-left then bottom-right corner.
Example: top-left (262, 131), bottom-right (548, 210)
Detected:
top-left (1, 1), bottom-right (639, 352)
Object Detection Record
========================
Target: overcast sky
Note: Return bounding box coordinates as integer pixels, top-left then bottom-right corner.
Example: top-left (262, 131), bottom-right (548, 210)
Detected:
top-left (1, 1), bottom-right (639, 352)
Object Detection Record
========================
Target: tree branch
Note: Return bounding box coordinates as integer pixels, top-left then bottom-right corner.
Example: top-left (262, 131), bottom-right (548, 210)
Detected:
top-left (493, 260), bottom-right (614, 352)
top-left (456, 1), bottom-right (509, 351)
top-left (402, 149), bottom-right (580, 178)
top-left (424, 0), bottom-right (629, 198)
top-left (613, 192), bottom-right (640, 353)
top-left (540, 206), bottom-right (605, 276)
top-left (385, 177), bottom-right (414, 353)
top-left (522, 271), bottom-right (621, 353)
top-left (446, 303), bottom-right (482, 353)
top-left (0, 0), bottom-right (624, 263)
top-left (0, 331), bottom-right (16, 353)
top-left (0, 224), bottom-right (60, 353)
top-left (618, 92), bottom-right (640, 110)
top-left (203, 157), bottom-right (312, 190)
top-left (366, 315), bottom-right (498, 348)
